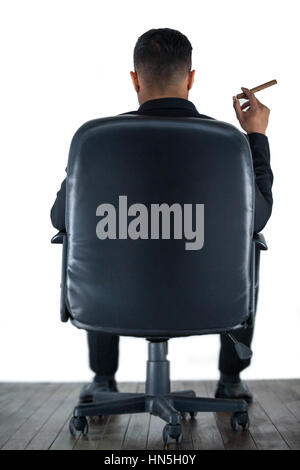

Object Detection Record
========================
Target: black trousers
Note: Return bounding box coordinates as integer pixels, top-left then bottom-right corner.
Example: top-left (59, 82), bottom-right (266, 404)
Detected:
top-left (88, 247), bottom-right (261, 377)
top-left (87, 330), bottom-right (120, 377)
top-left (219, 244), bottom-right (260, 375)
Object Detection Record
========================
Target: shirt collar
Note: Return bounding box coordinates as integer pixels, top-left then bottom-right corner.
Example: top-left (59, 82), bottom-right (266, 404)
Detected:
top-left (138, 97), bottom-right (199, 114)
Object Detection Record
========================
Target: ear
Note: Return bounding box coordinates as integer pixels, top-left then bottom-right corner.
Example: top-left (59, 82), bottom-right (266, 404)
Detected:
top-left (130, 71), bottom-right (140, 92)
top-left (187, 70), bottom-right (196, 91)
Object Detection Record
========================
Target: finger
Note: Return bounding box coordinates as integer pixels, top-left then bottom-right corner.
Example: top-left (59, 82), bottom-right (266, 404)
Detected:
top-left (241, 100), bottom-right (251, 110)
top-left (232, 96), bottom-right (243, 120)
top-left (241, 87), bottom-right (258, 107)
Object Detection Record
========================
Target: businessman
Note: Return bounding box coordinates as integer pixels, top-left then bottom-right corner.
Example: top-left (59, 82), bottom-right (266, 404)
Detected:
top-left (51, 28), bottom-right (273, 403)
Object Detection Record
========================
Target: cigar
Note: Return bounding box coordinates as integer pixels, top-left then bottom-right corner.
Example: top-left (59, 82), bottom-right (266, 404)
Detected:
top-left (236, 79), bottom-right (277, 99)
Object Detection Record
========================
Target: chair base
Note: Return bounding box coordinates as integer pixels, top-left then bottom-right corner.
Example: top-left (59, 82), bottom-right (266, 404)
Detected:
top-left (69, 340), bottom-right (249, 444)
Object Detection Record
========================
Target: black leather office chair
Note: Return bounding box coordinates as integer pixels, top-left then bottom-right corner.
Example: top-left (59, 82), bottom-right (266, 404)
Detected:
top-left (51, 115), bottom-right (267, 444)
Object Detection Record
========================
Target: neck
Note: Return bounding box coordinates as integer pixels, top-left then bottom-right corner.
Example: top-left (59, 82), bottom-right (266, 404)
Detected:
top-left (138, 91), bottom-right (189, 106)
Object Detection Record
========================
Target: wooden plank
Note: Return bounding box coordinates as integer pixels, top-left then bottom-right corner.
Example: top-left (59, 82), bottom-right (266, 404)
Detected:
top-left (0, 383), bottom-right (38, 416)
top-left (205, 381), bottom-right (257, 450)
top-left (176, 418), bottom-right (194, 450)
top-left (0, 390), bottom-right (29, 413)
top-left (181, 381), bottom-right (225, 450)
top-left (1, 383), bottom-right (61, 450)
top-left (2, 381), bottom-right (300, 450)
top-left (0, 383), bottom-right (16, 392)
top-left (0, 383), bottom-right (34, 394)
top-left (72, 415), bottom-right (109, 450)
top-left (0, 383), bottom-right (26, 403)
top-left (97, 382), bottom-right (138, 450)
top-left (0, 384), bottom-right (41, 429)
top-left (206, 379), bottom-right (288, 450)
top-left (146, 415), bottom-right (167, 450)
top-left (251, 380), bottom-right (300, 449)
top-left (122, 383), bottom-right (150, 450)
top-left (248, 402), bottom-right (289, 450)
top-left (24, 384), bottom-right (80, 450)
top-left (51, 382), bottom-right (137, 450)
top-left (0, 383), bottom-right (48, 448)
top-left (168, 381), bottom-right (194, 451)
top-left (247, 398), bottom-right (289, 450)
top-left (168, 381), bottom-right (194, 450)
top-left (269, 379), bottom-right (300, 421)
top-left (48, 410), bottom-right (78, 450)
top-left (74, 383), bottom-right (135, 451)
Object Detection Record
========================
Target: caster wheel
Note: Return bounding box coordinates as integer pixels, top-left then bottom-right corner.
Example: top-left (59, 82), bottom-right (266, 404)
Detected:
top-left (69, 416), bottom-right (89, 437)
top-left (189, 411), bottom-right (198, 419)
top-left (231, 412), bottom-right (249, 432)
top-left (162, 424), bottom-right (183, 445)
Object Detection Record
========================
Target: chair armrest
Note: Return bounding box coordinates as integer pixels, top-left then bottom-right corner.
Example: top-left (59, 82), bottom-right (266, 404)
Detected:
top-left (247, 232), bottom-right (268, 328)
top-left (253, 232), bottom-right (268, 251)
top-left (51, 230), bottom-right (69, 322)
top-left (51, 231), bottom-right (66, 244)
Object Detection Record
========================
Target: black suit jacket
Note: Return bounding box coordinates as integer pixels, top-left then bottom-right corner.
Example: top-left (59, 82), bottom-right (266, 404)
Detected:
top-left (50, 97), bottom-right (273, 233)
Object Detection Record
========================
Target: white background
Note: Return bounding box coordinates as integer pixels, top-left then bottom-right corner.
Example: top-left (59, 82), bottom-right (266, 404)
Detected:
top-left (1, 0), bottom-right (299, 383)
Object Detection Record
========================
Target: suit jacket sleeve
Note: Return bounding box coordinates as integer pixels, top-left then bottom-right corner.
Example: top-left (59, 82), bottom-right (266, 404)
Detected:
top-left (246, 133), bottom-right (274, 233)
top-left (50, 169), bottom-right (67, 231)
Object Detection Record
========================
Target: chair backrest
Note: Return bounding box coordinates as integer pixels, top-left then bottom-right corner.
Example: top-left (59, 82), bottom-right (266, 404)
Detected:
top-left (65, 115), bottom-right (254, 337)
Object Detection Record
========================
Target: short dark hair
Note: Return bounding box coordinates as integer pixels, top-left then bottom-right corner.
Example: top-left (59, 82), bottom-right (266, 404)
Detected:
top-left (133, 28), bottom-right (192, 90)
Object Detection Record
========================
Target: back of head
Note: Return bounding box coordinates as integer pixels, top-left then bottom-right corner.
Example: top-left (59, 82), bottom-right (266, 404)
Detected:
top-left (133, 28), bottom-right (192, 93)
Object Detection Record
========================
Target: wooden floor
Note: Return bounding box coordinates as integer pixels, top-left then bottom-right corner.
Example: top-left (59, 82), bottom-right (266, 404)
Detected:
top-left (0, 380), bottom-right (299, 450)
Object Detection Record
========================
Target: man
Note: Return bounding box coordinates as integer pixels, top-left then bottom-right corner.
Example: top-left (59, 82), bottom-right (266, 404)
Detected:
top-left (51, 28), bottom-right (273, 403)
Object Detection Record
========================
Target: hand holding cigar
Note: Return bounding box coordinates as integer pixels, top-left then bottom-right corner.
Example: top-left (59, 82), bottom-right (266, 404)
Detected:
top-left (232, 81), bottom-right (276, 135)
